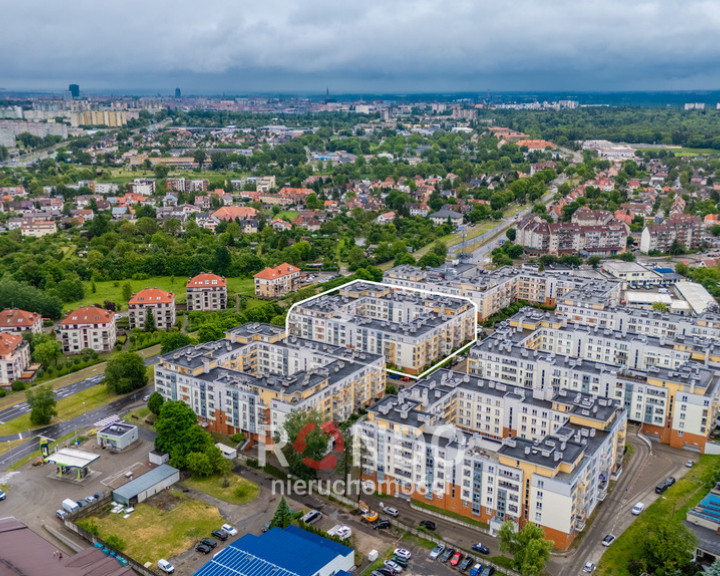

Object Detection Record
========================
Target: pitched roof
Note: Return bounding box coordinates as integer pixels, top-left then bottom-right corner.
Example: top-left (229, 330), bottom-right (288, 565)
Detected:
top-left (0, 333), bottom-right (24, 355)
top-left (129, 288), bottom-right (175, 305)
top-left (0, 308), bottom-right (41, 328)
top-left (211, 206), bottom-right (258, 221)
top-left (254, 263), bottom-right (301, 281)
top-left (186, 273), bottom-right (227, 288)
top-left (61, 306), bottom-right (114, 326)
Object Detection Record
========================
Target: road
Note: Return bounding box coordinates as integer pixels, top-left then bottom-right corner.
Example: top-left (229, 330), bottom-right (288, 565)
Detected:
top-left (0, 386), bottom-right (154, 471)
top-left (0, 354), bottom-right (159, 427)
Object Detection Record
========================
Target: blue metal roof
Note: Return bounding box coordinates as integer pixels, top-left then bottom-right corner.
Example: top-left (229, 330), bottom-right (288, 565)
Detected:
top-left (113, 464), bottom-right (178, 501)
top-left (192, 526), bottom-right (353, 576)
top-left (689, 492), bottom-right (720, 525)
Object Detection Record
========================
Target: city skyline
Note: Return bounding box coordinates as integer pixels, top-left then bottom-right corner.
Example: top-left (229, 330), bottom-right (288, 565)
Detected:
top-left (3, 0), bottom-right (720, 93)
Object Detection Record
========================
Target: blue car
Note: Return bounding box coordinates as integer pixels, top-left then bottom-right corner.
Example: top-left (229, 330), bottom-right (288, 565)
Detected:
top-left (470, 563), bottom-right (484, 576)
top-left (0, 490), bottom-right (5, 501)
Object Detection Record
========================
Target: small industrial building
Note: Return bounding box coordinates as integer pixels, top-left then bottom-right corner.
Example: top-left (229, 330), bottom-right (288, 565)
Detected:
top-left (191, 525), bottom-right (354, 576)
top-left (46, 448), bottom-right (100, 480)
top-left (97, 422), bottom-right (139, 451)
top-left (685, 484), bottom-right (720, 567)
top-left (112, 464), bottom-right (179, 506)
top-left (215, 442), bottom-right (237, 459)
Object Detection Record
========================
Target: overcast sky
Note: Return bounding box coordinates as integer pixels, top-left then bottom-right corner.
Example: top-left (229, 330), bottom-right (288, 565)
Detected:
top-left (2, 0), bottom-right (720, 94)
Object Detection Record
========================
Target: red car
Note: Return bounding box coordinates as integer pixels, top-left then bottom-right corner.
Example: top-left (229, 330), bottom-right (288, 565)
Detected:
top-left (450, 552), bottom-right (463, 566)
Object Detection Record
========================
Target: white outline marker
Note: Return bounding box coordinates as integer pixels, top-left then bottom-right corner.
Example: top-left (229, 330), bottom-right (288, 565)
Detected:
top-left (286, 278), bottom-right (478, 381)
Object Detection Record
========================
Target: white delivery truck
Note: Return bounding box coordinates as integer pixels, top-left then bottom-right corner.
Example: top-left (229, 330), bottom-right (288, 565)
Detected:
top-left (62, 498), bottom-right (80, 514)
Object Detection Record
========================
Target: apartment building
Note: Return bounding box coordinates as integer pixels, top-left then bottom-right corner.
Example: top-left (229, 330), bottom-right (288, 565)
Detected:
top-left (154, 322), bottom-right (386, 441)
top-left (128, 288), bottom-right (176, 330)
top-left (20, 220), bottom-right (57, 237)
top-left (288, 281), bottom-right (476, 374)
top-left (0, 308), bottom-right (43, 334)
top-left (384, 264), bottom-right (621, 322)
top-left (58, 306), bottom-right (117, 354)
top-left (186, 273), bottom-right (227, 311)
top-left (468, 309), bottom-right (720, 452)
top-left (640, 214), bottom-right (704, 253)
top-left (0, 333), bottom-right (31, 387)
top-left (254, 263), bottom-right (301, 298)
top-left (354, 369), bottom-right (626, 549)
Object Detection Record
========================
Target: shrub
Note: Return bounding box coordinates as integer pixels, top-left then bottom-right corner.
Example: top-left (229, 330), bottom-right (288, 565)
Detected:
top-left (105, 534), bottom-right (126, 551)
top-left (234, 483), bottom-right (251, 499)
top-left (230, 432), bottom-right (245, 443)
top-left (78, 519), bottom-right (100, 536)
top-left (11, 380), bottom-right (25, 392)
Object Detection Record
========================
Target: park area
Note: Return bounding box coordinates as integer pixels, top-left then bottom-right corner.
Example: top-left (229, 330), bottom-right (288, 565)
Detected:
top-left (81, 491), bottom-right (224, 565)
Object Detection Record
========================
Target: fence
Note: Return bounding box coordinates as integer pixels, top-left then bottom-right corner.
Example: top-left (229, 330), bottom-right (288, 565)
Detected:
top-left (63, 494), bottom-right (161, 576)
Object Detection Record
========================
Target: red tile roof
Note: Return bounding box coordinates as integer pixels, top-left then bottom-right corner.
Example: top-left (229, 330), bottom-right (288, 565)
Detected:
top-left (254, 263), bottom-right (301, 281)
top-left (0, 333), bottom-right (23, 355)
top-left (211, 206), bottom-right (258, 221)
top-left (0, 308), bottom-right (41, 329)
top-left (129, 288), bottom-right (175, 305)
top-left (187, 273), bottom-right (227, 288)
top-left (61, 306), bottom-right (114, 326)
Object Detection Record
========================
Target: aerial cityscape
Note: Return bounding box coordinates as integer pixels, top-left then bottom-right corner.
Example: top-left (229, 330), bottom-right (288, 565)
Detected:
top-left (1, 3), bottom-right (720, 576)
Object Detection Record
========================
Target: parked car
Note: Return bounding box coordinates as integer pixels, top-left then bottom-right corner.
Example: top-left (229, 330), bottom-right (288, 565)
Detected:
top-left (429, 544), bottom-right (445, 559)
top-left (383, 560), bottom-right (403, 574)
top-left (441, 548), bottom-right (455, 563)
top-left (56, 509), bottom-right (67, 520)
top-left (301, 510), bottom-right (323, 525)
top-left (76, 500), bottom-right (87, 508)
top-left (480, 567), bottom-right (495, 576)
top-left (158, 559), bottom-right (175, 574)
top-left (450, 551), bottom-right (463, 566)
top-left (376, 570), bottom-right (394, 576)
top-left (394, 549), bottom-right (411, 560)
top-left (686, 460), bottom-right (695, 468)
top-left (469, 563), bottom-right (484, 576)
top-left (583, 561), bottom-right (596, 573)
top-left (472, 543), bottom-right (490, 555)
top-left (655, 477), bottom-right (676, 494)
top-left (373, 520), bottom-right (391, 530)
top-left (631, 502), bottom-right (645, 516)
top-left (143, 394), bottom-right (151, 402)
top-left (419, 520), bottom-right (436, 531)
top-left (384, 507), bottom-right (399, 517)
top-left (200, 538), bottom-right (217, 549)
top-left (262, 522), bottom-right (271, 533)
top-left (335, 525), bottom-right (352, 540)
top-left (211, 529), bottom-right (229, 541)
top-left (0, 490), bottom-right (5, 501)
top-left (602, 534), bottom-right (616, 547)
top-left (93, 492), bottom-right (103, 500)
top-left (459, 556), bottom-right (474, 571)
top-left (391, 556), bottom-right (408, 568)
top-left (196, 543), bottom-right (212, 554)
top-left (221, 524), bottom-right (238, 536)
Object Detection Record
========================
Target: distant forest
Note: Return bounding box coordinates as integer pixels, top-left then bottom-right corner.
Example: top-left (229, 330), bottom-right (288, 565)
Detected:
top-left (488, 108), bottom-right (720, 150)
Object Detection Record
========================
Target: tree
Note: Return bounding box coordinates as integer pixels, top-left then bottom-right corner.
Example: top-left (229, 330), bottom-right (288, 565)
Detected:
top-left (498, 521), bottom-right (552, 576)
top-left (122, 282), bottom-right (133, 302)
top-left (32, 339), bottom-right (61, 367)
top-left (155, 400), bottom-right (214, 469)
top-left (506, 228), bottom-right (517, 242)
top-left (144, 308), bottom-right (156, 332)
top-left (669, 240), bottom-right (686, 256)
top-left (147, 391), bottom-right (164, 415)
top-left (638, 521), bottom-right (696, 575)
top-left (186, 451), bottom-right (214, 477)
top-left (193, 148), bottom-right (206, 169)
top-left (706, 559), bottom-right (720, 576)
top-left (161, 332), bottom-right (193, 354)
top-left (652, 302), bottom-right (669, 312)
top-left (270, 495), bottom-right (294, 529)
top-left (587, 256), bottom-right (601, 269)
top-left (104, 352), bottom-right (148, 394)
top-left (26, 385), bottom-right (57, 426)
top-left (198, 323), bottom-right (224, 343)
top-left (277, 409), bottom-right (331, 480)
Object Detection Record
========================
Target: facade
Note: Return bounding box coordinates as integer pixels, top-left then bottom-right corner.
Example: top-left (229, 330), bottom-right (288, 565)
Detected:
top-left (468, 309), bottom-right (720, 453)
top-left (58, 306), bottom-right (117, 354)
top-left (191, 526), bottom-right (354, 576)
top-left (288, 281), bottom-right (476, 374)
top-left (128, 288), bottom-right (176, 330)
top-left (254, 263), bottom-right (301, 298)
top-left (640, 214), bottom-right (705, 253)
top-left (154, 323), bottom-right (386, 441)
top-left (20, 220), bottom-right (57, 237)
top-left (0, 333), bottom-right (31, 386)
top-left (0, 308), bottom-right (43, 334)
top-left (186, 273), bottom-right (227, 311)
top-left (354, 369), bottom-right (626, 549)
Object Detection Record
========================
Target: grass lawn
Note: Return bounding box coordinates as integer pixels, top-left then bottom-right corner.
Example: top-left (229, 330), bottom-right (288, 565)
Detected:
top-left (89, 492), bottom-right (223, 564)
top-left (0, 438), bottom-right (25, 457)
top-left (597, 454), bottom-right (720, 576)
top-left (272, 210), bottom-right (299, 221)
top-left (181, 473), bottom-right (259, 506)
top-left (69, 277), bottom-right (255, 311)
top-left (635, 146), bottom-right (720, 157)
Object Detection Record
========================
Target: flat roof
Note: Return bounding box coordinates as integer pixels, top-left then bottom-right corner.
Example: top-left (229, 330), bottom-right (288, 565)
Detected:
top-left (98, 422), bottom-right (137, 437)
top-left (675, 281), bottom-right (716, 315)
top-left (46, 448), bottom-right (100, 468)
top-left (113, 464), bottom-right (178, 500)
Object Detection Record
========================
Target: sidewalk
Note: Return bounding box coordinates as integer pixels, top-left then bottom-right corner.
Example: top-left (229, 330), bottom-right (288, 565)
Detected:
top-left (0, 344), bottom-right (162, 411)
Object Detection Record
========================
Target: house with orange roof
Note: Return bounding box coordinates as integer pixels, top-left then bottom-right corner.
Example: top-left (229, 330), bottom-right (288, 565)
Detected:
top-left (0, 309), bottom-right (43, 335)
top-left (254, 263), bottom-right (301, 299)
top-left (271, 218), bottom-right (293, 231)
top-left (186, 273), bottom-right (227, 311)
top-left (0, 333), bottom-right (31, 386)
top-left (704, 214), bottom-right (718, 227)
top-left (128, 288), bottom-right (176, 331)
top-left (58, 306), bottom-right (117, 354)
top-left (211, 206), bottom-right (258, 222)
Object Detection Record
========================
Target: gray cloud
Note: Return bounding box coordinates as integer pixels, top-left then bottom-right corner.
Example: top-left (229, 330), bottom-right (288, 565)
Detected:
top-left (2, 0), bottom-right (719, 92)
